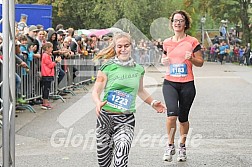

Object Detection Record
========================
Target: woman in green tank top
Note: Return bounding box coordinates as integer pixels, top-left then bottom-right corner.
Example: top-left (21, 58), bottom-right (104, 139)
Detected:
top-left (92, 32), bottom-right (166, 167)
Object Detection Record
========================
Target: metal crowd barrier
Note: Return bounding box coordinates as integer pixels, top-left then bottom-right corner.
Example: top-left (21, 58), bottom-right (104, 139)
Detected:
top-left (15, 53), bottom-right (97, 113)
top-left (3, 48), bottom-right (160, 114)
top-left (132, 47), bottom-right (161, 66)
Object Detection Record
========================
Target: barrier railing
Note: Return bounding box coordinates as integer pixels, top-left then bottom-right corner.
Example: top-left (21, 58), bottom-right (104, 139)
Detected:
top-left (15, 53), bottom-right (97, 113)
top-left (3, 48), bottom-right (160, 114)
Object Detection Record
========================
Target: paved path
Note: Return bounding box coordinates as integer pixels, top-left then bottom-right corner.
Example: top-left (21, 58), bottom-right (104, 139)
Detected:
top-left (1, 62), bottom-right (252, 167)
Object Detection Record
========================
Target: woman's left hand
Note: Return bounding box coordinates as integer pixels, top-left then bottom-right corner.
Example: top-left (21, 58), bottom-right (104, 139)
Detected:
top-left (185, 51), bottom-right (192, 60)
top-left (152, 101), bottom-right (166, 113)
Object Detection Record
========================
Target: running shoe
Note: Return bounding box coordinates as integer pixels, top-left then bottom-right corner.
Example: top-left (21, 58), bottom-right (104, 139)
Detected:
top-left (163, 144), bottom-right (175, 162)
top-left (177, 146), bottom-right (187, 162)
top-left (41, 104), bottom-right (52, 110)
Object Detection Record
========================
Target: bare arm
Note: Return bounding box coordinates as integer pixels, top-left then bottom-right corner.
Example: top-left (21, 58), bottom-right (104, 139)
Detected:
top-left (92, 70), bottom-right (107, 116)
top-left (137, 76), bottom-right (154, 105)
top-left (190, 50), bottom-right (204, 67)
top-left (137, 76), bottom-right (166, 113)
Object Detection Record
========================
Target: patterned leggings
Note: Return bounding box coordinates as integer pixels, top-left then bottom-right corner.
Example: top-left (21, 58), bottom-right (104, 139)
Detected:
top-left (96, 110), bottom-right (135, 167)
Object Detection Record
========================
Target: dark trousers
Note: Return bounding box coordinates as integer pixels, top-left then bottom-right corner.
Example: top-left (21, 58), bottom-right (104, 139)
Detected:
top-left (58, 68), bottom-right (65, 84)
top-left (41, 77), bottom-right (53, 99)
top-left (219, 54), bottom-right (226, 64)
top-left (73, 66), bottom-right (78, 81)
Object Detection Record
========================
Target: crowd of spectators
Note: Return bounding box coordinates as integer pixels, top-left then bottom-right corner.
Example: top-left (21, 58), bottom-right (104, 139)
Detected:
top-left (0, 20), bottom-right (167, 111)
top-left (0, 18), bottom-right (251, 112)
top-left (203, 25), bottom-right (251, 66)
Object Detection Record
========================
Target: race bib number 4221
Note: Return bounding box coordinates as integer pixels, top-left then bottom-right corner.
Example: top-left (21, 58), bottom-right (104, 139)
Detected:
top-left (170, 64), bottom-right (188, 77)
top-left (107, 90), bottom-right (133, 110)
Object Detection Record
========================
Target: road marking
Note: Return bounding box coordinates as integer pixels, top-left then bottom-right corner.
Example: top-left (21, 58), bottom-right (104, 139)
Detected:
top-left (195, 76), bottom-right (240, 79)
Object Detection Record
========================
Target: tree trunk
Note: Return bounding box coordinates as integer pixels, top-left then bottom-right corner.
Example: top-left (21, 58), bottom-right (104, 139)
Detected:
top-left (240, 0), bottom-right (251, 44)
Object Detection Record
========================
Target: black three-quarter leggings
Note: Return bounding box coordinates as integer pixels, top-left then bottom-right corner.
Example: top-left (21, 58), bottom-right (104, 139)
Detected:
top-left (41, 77), bottom-right (53, 99)
top-left (162, 79), bottom-right (196, 123)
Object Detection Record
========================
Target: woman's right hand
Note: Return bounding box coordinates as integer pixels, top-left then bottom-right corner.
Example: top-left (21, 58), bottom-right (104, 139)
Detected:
top-left (161, 54), bottom-right (170, 65)
top-left (96, 101), bottom-right (107, 116)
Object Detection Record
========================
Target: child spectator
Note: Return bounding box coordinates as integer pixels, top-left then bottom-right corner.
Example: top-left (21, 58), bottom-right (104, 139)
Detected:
top-left (15, 42), bottom-right (29, 103)
top-left (41, 42), bottom-right (61, 109)
top-left (19, 35), bottom-right (34, 69)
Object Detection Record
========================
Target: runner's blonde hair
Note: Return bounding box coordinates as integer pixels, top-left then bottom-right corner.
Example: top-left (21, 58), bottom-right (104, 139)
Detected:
top-left (93, 32), bottom-right (132, 60)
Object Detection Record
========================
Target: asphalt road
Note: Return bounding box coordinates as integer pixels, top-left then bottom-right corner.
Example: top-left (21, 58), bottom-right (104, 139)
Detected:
top-left (1, 62), bottom-right (252, 167)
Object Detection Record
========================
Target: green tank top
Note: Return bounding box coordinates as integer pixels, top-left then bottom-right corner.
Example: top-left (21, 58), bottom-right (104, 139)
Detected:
top-left (100, 61), bottom-right (145, 113)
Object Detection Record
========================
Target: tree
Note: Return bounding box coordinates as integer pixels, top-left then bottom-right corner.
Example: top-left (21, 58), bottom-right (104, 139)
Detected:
top-left (197, 0), bottom-right (252, 44)
top-left (16, 0), bottom-right (183, 38)
top-left (239, 0), bottom-right (251, 44)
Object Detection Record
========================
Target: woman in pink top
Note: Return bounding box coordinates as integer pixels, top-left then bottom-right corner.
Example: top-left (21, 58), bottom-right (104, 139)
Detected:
top-left (161, 10), bottom-right (204, 162)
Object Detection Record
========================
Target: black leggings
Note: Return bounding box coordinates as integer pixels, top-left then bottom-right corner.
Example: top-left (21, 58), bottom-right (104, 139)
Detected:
top-left (162, 79), bottom-right (196, 123)
top-left (41, 79), bottom-right (52, 99)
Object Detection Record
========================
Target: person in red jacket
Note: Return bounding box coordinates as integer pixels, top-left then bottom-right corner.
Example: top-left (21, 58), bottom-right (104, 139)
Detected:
top-left (41, 42), bottom-right (61, 109)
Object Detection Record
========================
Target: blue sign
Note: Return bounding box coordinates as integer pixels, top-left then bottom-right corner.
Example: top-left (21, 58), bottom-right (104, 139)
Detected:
top-left (0, 4), bottom-right (52, 32)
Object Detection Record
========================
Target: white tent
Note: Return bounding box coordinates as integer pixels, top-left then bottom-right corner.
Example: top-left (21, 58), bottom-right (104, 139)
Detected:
top-left (107, 27), bottom-right (123, 33)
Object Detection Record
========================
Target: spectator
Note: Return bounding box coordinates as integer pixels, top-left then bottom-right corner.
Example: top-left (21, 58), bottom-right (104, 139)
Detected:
top-left (55, 24), bottom-right (64, 32)
top-left (26, 25), bottom-right (40, 58)
top-left (233, 45), bottom-right (239, 62)
top-left (57, 29), bottom-right (66, 48)
top-left (17, 14), bottom-right (28, 34)
top-left (239, 46), bottom-right (245, 65)
top-left (36, 30), bottom-right (46, 54)
top-left (213, 35), bottom-right (219, 45)
top-left (40, 42), bottom-right (61, 110)
top-left (36, 24), bottom-right (44, 31)
top-left (47, 30), bottom-right (65, 84)
top-left (19, 34), bottom-right (36, 74)
top-left (218, 41), bottom-right (228, 65)
top-left (60, 38), bottom-right (74, 74)
top-left (244, 43), bottom-right (251, 66)
top-left (15, 43), bottom-right (29, 103)
top-left (70, 36), bottom-right (82, 54)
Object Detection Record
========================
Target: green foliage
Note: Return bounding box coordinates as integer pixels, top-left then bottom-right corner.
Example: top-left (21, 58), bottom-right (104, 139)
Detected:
top-left (17, 0), bottom-right (37, 3)
top-left (16, 0), bottom-right (186, 38)
top-left (197, 0), bottom-right (252, 43)
top-left (17, 0), bottom-right (252, 43)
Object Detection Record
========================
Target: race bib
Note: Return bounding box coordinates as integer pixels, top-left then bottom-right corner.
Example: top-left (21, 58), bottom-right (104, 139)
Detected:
top-left (170, 64), bottom-right (188, 77)
top-left (107, 90), bottom-right (133, 110)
